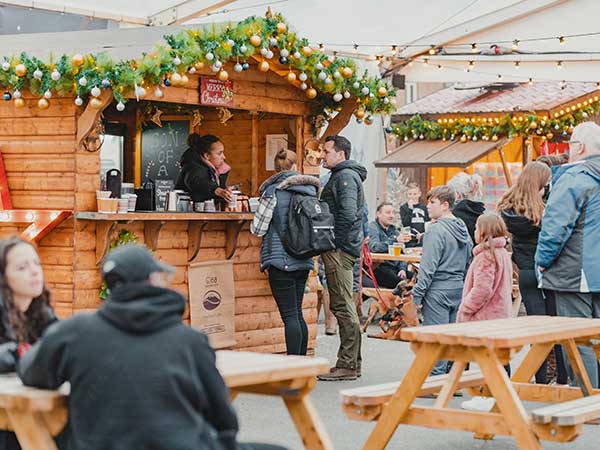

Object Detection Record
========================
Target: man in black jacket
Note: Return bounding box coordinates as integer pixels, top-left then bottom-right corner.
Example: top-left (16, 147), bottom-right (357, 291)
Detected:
top-left (318, 135), bottom-right (367, 381)
top-left (18, 245), bottom-right (286, 450)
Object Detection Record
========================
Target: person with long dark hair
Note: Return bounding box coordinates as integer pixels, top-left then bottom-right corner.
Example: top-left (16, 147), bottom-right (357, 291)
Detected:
top-left (251, 149), bottom-right (319, 355)
top-left (498, 161), bottom-right (552, 384)
top-left (0, 236), bottom-right (57, 449)
top-left (175, 133), bottom-right (233, 205)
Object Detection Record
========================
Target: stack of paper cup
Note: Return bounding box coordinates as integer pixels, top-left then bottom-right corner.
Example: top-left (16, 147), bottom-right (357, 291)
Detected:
top-left (118, 198), bottom-right (129, 214)
top-left (127, 194), bottom-right (137, 212)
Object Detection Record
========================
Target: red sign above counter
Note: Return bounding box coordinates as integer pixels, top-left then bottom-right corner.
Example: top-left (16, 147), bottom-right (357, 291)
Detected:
top-left (199, 77), bottom-right (234, 107)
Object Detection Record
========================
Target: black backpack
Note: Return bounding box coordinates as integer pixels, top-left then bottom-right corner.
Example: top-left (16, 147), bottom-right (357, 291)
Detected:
top-left (280, 193), bottom-right (336, 259)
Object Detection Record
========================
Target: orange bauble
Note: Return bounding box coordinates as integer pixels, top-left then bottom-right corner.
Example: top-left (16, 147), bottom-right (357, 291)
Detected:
top-left (15, 64), bottom-right (27, 77)
top-left (258, 61), bottom-right (270, 72)
top-left (354, 109), bottom-right (366, 119)
top-left (89, 97), bottom-right (104, 109)
top-left (286, 72), bottom-right (297, 82)
top-left (194, 62), bottom-right (205, 70)
top-left (14, 98), bottom-right (25, 108)
top-left (218, 70), bottom-right (229, 81)
top-left (306, 88), bottom-right (317, 99)
top-left (180, 74), bottom-right (189, 85)
top-left (37, 98), bottom-right (50, 109)
top-left (71, 54), bottom-right (85, 67)
top-left (378, 87), bottom-right (388, 97)
top-left (249, 35), bottom-right (262, 47)
top-left (276, 22), bottom-right (287, 34)
top-left (302, 46), bottom-right (313, 57)
top-left (341, 67), bottom-right (353, 78)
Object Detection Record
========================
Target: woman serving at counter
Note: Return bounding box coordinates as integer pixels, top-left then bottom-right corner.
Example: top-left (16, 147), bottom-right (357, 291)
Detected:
top-left (175, 133), bottom-right (234, 204)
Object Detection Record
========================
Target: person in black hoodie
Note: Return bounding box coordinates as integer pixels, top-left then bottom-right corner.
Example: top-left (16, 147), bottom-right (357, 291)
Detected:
top-left (0, 236), bottom-right (57, 450)
top-left (175, 133), bottom-right (234, 206)
top-left (18, 245), bottom-right (286, 450)
top-left (498, 161), bottom-right (553, 384)
top-left (447, 172), bottom-right (486, 243)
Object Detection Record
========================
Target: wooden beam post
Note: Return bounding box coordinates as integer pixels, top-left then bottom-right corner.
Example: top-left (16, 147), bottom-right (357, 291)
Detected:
top-left (498, 146), bottom-right (513, 188)
top-left (251, 112), bottom-right (259, 196)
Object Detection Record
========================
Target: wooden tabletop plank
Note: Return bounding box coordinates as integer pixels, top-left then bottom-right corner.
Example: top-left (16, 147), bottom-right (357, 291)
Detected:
top-left (217, 351), bottom-right (330, 388)
top-left (400, 317), bottom-right (600, 348)
top-left (76, 211), bottom-right (255, 221)
top-left (369, 253), bottom-right (422, 263)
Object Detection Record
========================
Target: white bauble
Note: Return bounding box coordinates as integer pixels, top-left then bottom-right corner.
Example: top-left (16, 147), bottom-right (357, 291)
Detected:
top-left (316, 62), bottom-right (324, 70)
top-left (33, 69), bottom-right (43, 80)
top-left (43, 89), bottom-right (52, 99)
top-left (353, 81), bottom-right (360, 89)
top-left (269, 37), bottom-right (277, 46)
top-left (234, 63), bottom-right (243, 73)
top-left (205, 52), bottom-right (214, 61)
top-left (325, 78), bottom-right (332, 84)
top-left (173, 56), bottom-right (181, 66)
top-left (260, 48), bottom-right (268, 56)
top-left (1, 62), bottom-right (9, 71)
top-left (136, 86), bottom-right (146, 98)
top-left (300, 82), bottom-right (307, 90)
top-left (333, 93), bottom-right (343, 102)
top-left (266, 50), bottom-right (274, 59)
top-left (13, 89), bottom-right (21, 99)
top-left (361, 87), bottom-right (370, 95)
top-left (51, 70), bottom-right (61, 81)
top-left (318, 71), bottom-right (327, 81)
top-left (154, 87), bottom-right (163, 98)
top-left (74, 96), bottom-right (83, 106)
top-left (116, 101), bottom-right (125, 111)
top-left (293, 51), bottom-right (301, 59)
top-left (240, 45), bottom-right (248, 53)
top-left (343, 91), bottom-right (351, 99)
top-left (334, 71), bottom-right (341, 78)
top-left (78, 76), bottom-right (88, 87)
top-left (188, 67), bottom-right (197, 75)
top-left (280, 49), bottom-right (289, 58)
top-left (299, 72), bottom-right (307, 81)
top-left (91, 86), bottom-right (101, 97)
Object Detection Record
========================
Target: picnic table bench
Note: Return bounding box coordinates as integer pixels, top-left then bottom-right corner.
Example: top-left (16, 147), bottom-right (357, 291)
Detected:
top-left (340, 316), bottom-right (600, 450)
top-left (0, 351), bottom-right (333, 450)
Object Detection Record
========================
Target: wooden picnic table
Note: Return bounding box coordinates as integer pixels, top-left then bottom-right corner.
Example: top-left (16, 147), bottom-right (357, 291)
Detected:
top-left (0, 351), bottom-right (332, 450)
top-left (369, 252), bottom-right (422, 264)
top-left (342, 316), bottom-right (600, 450)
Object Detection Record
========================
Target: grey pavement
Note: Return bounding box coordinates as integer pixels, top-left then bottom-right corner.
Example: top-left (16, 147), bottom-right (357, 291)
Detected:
top-left (235, 322), bottom-right (600, 450)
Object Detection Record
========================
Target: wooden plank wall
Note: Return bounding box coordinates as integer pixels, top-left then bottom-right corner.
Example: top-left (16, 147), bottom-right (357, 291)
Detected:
top-left (0, 95), bottom-right (78, 318)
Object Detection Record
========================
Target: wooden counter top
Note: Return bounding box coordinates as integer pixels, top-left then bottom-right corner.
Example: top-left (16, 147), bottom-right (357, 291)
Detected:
top-left (77, 211), bottom-right (255, 264)
top-left (75, 212), bottom-right (254, 221)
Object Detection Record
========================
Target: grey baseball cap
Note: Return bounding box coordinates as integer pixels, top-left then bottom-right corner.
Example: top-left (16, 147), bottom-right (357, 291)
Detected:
top-left (102, 244), bottom-right (175, 289)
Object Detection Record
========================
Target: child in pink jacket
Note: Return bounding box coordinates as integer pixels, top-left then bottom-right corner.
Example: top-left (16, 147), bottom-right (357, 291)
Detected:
top-left (458, 213), bottom-right (513, 323)
top-left (458, 213), bottom-right (513, 412)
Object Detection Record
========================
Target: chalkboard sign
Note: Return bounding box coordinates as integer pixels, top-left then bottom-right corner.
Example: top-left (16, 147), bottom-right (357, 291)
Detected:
top-left (155, 179), bottom-right (174, 211)
top-left (141, 119), bottom-right (190, 185)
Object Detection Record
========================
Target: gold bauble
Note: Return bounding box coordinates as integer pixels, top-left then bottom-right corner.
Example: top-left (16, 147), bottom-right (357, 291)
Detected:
top-left (365, 117), bottom-right (374, 125)
top-left (354, 109), bottom-right (366, 119)
top-left (378, 86), bottom-right (388, 97)
top-left (180, 74), bottom-right (189, 85)
top-left (302, 46), bottom-right (313, 57)
top-left (14, 98), bottom-right (25, 108)
top-left (89, 97), bottom-right (104, 109)
top-left (460, 135), bottom-right (468, 143)
top-left (546, 132), bottom-right (554, 140)
top-left (491, 135), bottom-right (499, 142)
top-left (276, 22), bottom-right (287, 34)
top-left (286, 72), bottom-right (297, 82)
top-left (218, 70), bottom-right (229, 81)
top-left (249, 35), bottom-right (262, 47)
top-left (305, 87), bottom-right (317, 99)
top-left (71, 54), bottom-right (85, 67)
top-left (37, 98), bottom-right (50, 110)
top-left (529, 121), bottom-right (538, 129)
top-left (341, 67), bottom-right (353, 79)
top-left (15, 64), bottom-right (27, 77)
top-left (194, 62), bottom-right (205, 70)
top-left (324, 83), bottom-right (334, 92)
top-left (170, 73), bottom-right (182, 86)
top-left (258, 61), bottom-right (270, 72)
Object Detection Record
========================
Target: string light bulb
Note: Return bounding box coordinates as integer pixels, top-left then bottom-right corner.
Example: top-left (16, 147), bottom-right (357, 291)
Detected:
top-left (471, 43), bottom-right (478, 53)
top-left (391, 45), bottom-right (397, 56)
top-left (423, 58), bottom-right (429, 66)
top-left (319, 43), bottom-right (325, 53)
top-left (497, 74), bottom-right (503, 80)
top-left (428, 46), bottom-right (436, 55)
top-left (512, 39), bottom-right (519, 51)
top-left (514, 61), bottom-right (520, 69)
top-left (353, 44), bottom-right (358, 54)
top-left (437, 64), bottom-right (443, 70)
top-left (528, 77), bottom-right (534, 85)
top-left (556, 61), bottom-right (562, 70)
top-left (468, 60), bottom-right (474, 70)
top-left (558, 36), bottom-right (565, 45)
top-left (596, 82), bottom-right (600, 88)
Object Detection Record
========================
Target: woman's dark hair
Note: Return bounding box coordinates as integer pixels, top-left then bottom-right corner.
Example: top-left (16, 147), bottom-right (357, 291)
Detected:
top-left (187, 133), bottom-right (221, 157)
top-left (0, 236), bottom-right (52, 343)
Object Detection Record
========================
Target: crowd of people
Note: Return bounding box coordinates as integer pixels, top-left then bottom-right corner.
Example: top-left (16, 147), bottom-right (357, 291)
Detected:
top-left (0, 122), bottom-right (598, 448)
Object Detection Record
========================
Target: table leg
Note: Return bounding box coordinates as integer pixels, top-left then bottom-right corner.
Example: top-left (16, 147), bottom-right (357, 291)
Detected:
top-left (7, 410), bottom-right (58, 450)
top-left (282, 378), bottom-right (334, 450)
top-left (472, 347), bottom-right (543, 450)
top-left (362, 343), bottom-right (444, 450)
top-left (434, 361), bottom-right (466, 408)
top-left (512, 342), bottom-right (554, 383)
top-left (563, 339), bottom-right (594, 396)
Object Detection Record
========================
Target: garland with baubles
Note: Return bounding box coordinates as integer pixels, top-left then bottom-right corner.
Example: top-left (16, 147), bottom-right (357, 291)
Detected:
top-left (0, 10), bottom-right (396, 121)
top-left (389, 95), bottom-right (600, 143)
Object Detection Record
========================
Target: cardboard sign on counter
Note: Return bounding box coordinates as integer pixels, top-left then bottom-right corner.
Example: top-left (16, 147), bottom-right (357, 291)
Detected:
top-left (188, 260), bottom-right (236, 348)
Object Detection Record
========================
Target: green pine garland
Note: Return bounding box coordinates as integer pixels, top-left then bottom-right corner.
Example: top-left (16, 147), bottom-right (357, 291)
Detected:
top-left (391, 96), bottom-right (600, 143)
top-left (98, 229), bottom-right (140, 300)
top-left (0, 11), bottom-right (396, 119)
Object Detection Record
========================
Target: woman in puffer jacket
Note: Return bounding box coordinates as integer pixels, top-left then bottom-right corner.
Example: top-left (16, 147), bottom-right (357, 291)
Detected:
top-left (251, 149), bottom-right (319, 355)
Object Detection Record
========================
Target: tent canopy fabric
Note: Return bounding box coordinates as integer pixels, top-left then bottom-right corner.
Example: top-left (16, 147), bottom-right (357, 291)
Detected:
top-left (374, 138), bottom-right (509, 169)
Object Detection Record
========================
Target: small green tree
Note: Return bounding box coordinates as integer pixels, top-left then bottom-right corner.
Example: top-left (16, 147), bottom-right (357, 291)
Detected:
top-left (98, 229), bottom-right (139, 300)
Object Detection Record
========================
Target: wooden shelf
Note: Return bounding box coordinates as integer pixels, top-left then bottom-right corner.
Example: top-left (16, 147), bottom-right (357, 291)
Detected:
top-left (75, 211), bottom-right (254, 221)
top-left (75, 211), bottom-right (254, 264)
